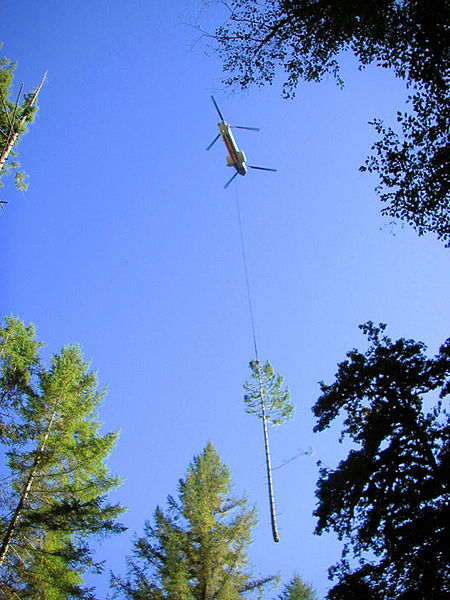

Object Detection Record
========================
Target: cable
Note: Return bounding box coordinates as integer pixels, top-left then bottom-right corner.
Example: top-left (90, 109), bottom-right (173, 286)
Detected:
top-left (234, 183), bottom-right (259, 362)
top-left (234, 182), bottom-right (280, 543)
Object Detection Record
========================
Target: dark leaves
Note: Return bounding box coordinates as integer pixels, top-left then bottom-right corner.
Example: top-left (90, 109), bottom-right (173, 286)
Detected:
top-left (213, 0), bottom-right (450, 245)
top-left (313, 323), bottom-right (450, 598)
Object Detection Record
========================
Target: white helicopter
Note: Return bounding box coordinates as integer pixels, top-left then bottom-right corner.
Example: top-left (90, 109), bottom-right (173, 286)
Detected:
top-left (207, 96), bottom-right (277, 188)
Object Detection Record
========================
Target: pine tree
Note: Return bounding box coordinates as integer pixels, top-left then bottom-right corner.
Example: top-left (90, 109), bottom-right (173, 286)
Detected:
top-left (112, 442), bottom-right (277, 600)
top-left (0, 316), bottom-right (41, 442)
top-left (278, 574), bottom-right (318, 600)
top-left (244, 360), bottom-right (294, 543)
top-left (0, 46), bottom-right (46, 205)
top-left (0, 316), bottom-right (125, 599)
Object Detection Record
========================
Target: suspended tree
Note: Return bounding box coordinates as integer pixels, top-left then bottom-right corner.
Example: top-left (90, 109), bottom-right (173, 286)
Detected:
top-left (0, 47), bottom-right (46, 205)
top-left (112, 442), bottom-right (277, 599)
top-left (211, 0), bottom-right (450, 246)
top-left (244, 360), bottom-right (294, 543)
top-left (0, 316), bottom-right (125, 599)
top-left (312, 322), bottom-right (450, 599)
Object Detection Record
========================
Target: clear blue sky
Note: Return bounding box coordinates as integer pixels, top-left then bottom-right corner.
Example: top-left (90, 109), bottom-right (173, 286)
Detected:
top-left (1, 1), bottom-right (449, 597)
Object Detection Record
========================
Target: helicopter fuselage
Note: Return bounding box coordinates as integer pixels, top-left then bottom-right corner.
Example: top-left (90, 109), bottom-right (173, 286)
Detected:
top-left (207, 96), bottom-right (276, 188)
top-left (218, 121), bottom-right (247, 176)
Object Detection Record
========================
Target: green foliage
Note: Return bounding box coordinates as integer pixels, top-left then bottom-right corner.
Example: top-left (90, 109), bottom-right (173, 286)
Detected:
top-left (0, 316), bottom-right (41, 440)
top-left (244, 360), bottom-right (294, 426)
top-left (312, 322), bottom-right (450, 599)
top-left (112, 442), bottom-right (277, 599)
top-left (277, 574), bottom-right (318, 600)
top-left (212, 1), bottom-right (450, 245)
top-left (0, 316), bottom-right (125, 599)
top-left (0, 45), bottom-right (42, 196)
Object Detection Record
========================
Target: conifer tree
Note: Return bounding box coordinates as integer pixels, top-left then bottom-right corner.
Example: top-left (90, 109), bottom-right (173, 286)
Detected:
top-left (0, 47), bottom-right (46, 205)
top-left (0, 316), bottom-right (125, 599)
top-left (278, 574), bottom-right (318, 600)
top-left (112, 442), bottom-right (277, 600)
top-left (244, 360), bottom-right (293, 543)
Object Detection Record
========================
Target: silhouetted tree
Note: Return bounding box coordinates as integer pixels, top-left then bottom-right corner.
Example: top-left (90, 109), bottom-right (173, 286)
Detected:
top-left (312, 322), bottom-right (450, 599)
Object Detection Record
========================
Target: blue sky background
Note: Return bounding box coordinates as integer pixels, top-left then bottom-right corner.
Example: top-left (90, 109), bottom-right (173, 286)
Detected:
top-left (1, 1), bottom-right (449, 597)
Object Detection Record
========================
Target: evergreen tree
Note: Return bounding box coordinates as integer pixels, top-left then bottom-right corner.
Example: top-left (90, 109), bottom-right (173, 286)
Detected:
top-left (0, 316), bottom-right (41, 442)
top-left (0, 46), bottom-right (46, 205)
top-left (244, 360), bottom-right (293, 543)
top-left (112, 442), bottom-right (277, 599)
top-left (278, 574), bottom-right (318, 600)
top-left (0, 316), bottom-right (125, 599)
top-left (211, 1), bottom-right (450, 246)
top-left (312, 322), bottom-right (450, 599)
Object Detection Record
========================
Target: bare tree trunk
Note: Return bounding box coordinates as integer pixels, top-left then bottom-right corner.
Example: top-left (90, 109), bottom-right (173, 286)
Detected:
top-left (0, 72), bottom-right (46, 175)
top-left (257, 364), bottom-right (279, 543)
top-left (0, 399), bottom-right (57, 569)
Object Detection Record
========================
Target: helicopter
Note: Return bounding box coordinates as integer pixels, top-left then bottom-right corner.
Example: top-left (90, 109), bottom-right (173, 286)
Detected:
top-left (207, 96), bottom-right (277, 189)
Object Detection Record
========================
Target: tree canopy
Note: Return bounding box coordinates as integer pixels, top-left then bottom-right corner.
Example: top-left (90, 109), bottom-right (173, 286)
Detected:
top-left (0, 46), bottom-right (45, 204)
top-left (112, 442), bottom-right (277, 600)
top-left (312, 322), bottom-right (450, 599)
top-left (0, 316), bottom-right (125, 599)
top-left (244, 360), bottom-right (293, 426)
top-left (212, 0), bottom-right (450, 245)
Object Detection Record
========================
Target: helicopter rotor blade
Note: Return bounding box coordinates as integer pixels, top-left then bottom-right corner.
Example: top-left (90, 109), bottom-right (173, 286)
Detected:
top-left (206, 133), bottom-right (221, 151)
top-left (211, 96), bottom-right (225, 121)
top-left (224, 171), bottom-right (239, 189)
top-left (231, 125), bottom-right (260, 131)
top-left (248, 165), bottom-right (278, 172)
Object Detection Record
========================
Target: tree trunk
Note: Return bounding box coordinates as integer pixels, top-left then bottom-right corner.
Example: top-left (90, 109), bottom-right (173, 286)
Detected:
top-left (0, 399), bottom-right (57, 569)
top-left (0, 72), bottom-right (46, 174)
top-left (257, 365), bottom-right (279, 543)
